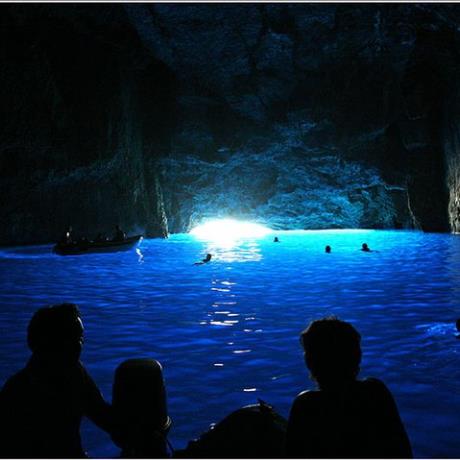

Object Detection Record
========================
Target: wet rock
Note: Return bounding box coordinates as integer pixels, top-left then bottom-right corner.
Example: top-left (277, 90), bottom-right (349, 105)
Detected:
top-left (160, 118), bottom-right (408, 232)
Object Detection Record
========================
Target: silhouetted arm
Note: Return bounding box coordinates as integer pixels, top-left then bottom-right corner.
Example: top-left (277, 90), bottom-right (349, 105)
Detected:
top-left (0, 382), bottom-right (13, 457)
top-left (81, 367), bottom-right (114, 435)
top-left (0, 373), bottom-right (32, 458)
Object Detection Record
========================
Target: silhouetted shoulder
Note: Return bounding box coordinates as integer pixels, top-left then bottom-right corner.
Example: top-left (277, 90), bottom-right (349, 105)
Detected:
top-left (359, 377), bottom-right (390, 399)
top-left (287, 380), bottom-right (412, 458)
top-left (361, 376), bottom-right (387, 389)
top-left (287, 390), bottom-right (326, 458)
top-left (359, 377), bottom-right (402, 410)
top-left (294, 389), bottom-right (318, 401)
top-left (290, 389), bottom-right (321, 412)
top-left (0, 367), bottom-right (33, 405)
top-left (359, 378), bottom-right (413, 458)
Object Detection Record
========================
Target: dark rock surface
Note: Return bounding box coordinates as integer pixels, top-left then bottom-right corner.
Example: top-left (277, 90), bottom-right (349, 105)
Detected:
top-left (2, 4), bottom-right (460, 243)
top-left (0, 5), bottom-right (171, 244)
top-left (160, 125), bottom-right (406, 233)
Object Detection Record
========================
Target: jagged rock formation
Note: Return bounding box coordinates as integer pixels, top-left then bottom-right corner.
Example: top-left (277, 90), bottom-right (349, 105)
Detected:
top-left (2, 4), bottom-right (460, 243)
top-left (160, 125), bottom-right (406, 233)
top-left (445, 87), bottom-right (460, 234)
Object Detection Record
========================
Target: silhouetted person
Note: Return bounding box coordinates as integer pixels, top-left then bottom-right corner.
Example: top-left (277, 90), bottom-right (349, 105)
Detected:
top-left (325, 245), bottom-right (331, 253)
top-left (287, 317), bottom-right (412, 458)
top-left (112, 359), bottom-right (171, 458)
top-left (361, 243), bottom-right (371, 252)
top-left (113, 225), bottom-right (126, 242)
top-left (95, 233), bottom-right (107, 242)
top-left (456, 318), bottom-right (460, 339)
top-left (78, 236), bottom-right (89, 246)
top-left (0, 303), bottom-right (113, 458)
top-left (194, 254), bottom-right (212, 265)
top-left (274, 237), bottom-right (280, 243)
top-left (61, 226), bottom-right (73, 244)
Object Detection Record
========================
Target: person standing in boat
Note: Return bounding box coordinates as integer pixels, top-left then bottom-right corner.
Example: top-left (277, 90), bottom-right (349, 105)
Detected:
top-left (0, 303), bottom-right (114, 458)
top-left (113, 225), bottom-right (126, 242)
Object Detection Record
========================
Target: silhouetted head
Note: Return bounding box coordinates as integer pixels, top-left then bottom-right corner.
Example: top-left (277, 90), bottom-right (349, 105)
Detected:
top-left (325, 245), bottom-right (331, 253)
top-left (112, 359), bottom-right (170, 457)
top-left (116, 225), bottom-right (121, 231)
top-left (361, 243), bottom-right (370, 251)
top-left (27, 303), bottom-right (83, 364)
top-left (456, 318), bottom-right (460, 332)
top-left (274, 237), bottom-right (280, 243)
top-left (204, 254), bottom-right (212, 262)
top-left (300, 317), bottom-right (361, 390)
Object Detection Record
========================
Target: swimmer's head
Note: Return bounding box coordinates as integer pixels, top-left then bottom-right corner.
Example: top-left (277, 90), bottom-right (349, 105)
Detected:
top-left (325, 245), bottom-right (331, 253)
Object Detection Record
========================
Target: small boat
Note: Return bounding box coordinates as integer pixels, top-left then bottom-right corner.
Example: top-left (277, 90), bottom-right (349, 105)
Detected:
top-left (53, 235), bottom-right (143, 256)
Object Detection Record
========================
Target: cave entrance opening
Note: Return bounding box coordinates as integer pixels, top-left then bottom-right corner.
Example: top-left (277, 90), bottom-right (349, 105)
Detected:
top-left (189, 219), bottom-right (272, 242)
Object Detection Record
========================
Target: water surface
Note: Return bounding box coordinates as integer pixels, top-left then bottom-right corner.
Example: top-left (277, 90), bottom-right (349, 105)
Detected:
top-left (0, 230), bottom-right (459, 457)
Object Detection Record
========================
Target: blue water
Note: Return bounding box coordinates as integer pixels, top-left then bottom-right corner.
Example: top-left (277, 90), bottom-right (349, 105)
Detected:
top-left (0, 230), bottom-right (459, 458)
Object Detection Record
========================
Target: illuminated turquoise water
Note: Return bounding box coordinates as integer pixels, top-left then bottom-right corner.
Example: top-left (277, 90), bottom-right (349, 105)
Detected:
top-left (0, 230), bottom-right (459, 457)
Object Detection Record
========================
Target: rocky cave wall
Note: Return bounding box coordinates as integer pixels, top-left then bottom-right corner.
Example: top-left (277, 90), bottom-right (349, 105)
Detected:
top-left (0, 5), bottom-right (171, 244)
top-left (131, 3), bottom-right (413, 232)
top-left (127, 3), bottom-right (460, 233)
top-left (2, 4), bottom-right (460, 243)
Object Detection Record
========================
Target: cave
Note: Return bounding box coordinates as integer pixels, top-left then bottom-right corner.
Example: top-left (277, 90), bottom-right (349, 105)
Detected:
top-left (1, 4), bottom-right (460, 459)
top-left (2, 3), bottom-right (460, 243)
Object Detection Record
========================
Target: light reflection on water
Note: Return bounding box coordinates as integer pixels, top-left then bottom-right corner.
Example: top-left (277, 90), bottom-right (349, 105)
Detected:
top-left (0, 230), bottom-right (459, 458)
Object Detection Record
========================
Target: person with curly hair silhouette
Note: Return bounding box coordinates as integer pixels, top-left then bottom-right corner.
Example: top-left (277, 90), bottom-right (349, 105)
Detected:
top-left (287, 317), bottom-right (412, 458)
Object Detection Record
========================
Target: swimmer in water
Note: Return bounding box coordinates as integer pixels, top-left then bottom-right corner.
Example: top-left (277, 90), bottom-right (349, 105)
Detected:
top-left (194, 253), bottom-right (212, 265)
top-left (456, 319), bottom-right (460, 339)
top-left (274, 237), bottom-right (280, 243)
top-left (361, 243), bottom-right (371, 252)
top-left (325, 245), bottom-right (331, 253)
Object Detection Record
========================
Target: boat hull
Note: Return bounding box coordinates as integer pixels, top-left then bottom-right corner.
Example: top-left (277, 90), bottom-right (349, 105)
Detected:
top-left (53, 235), bottom-right (142, 256)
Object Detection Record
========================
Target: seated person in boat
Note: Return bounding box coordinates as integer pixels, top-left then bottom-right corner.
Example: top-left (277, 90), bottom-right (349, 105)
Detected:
top-left (60, 226), bottom-right (73, 245)
top-left (113, 225), bottom-right (126, 242)
top-left (0, 303), bottom-right (113, 458)
top-left (286, 317), bottom-right (412, 458)
top-left (95, 233), bottom-right (108, 242)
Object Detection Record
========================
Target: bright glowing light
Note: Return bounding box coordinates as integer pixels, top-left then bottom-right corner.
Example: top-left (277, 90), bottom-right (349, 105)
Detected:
top-left (190, 219), bottom-right (272, 241)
